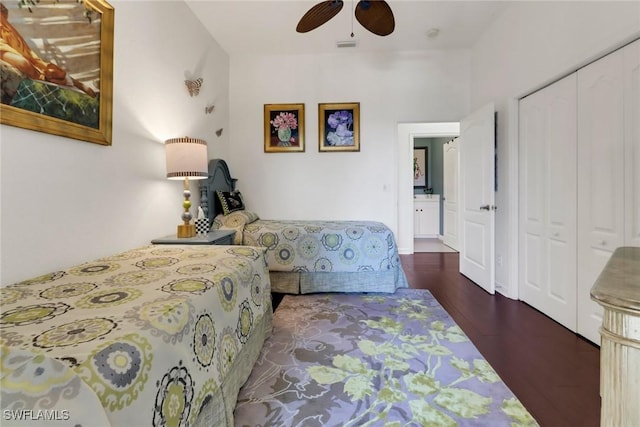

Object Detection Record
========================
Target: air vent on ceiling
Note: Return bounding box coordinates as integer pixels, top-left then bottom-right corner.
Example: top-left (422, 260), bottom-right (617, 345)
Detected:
top-left (336, 40), bottom-right (358, 48)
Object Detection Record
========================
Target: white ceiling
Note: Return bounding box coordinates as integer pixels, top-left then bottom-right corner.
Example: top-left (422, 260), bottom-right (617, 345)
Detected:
top-left (185, 0), bottom-right (511, 56)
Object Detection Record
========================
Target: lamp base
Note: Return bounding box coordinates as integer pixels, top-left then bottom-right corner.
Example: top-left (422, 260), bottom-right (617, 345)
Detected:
top-left (177, 224), bottom-right (196, 238)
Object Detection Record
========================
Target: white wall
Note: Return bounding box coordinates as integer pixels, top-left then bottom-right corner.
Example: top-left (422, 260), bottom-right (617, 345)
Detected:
top-left (227, 50), bottom-right (470, 235)
top-left (469, 1), bottom-right (640, 297)
top-left (0, 0), bottom-right (229, 285)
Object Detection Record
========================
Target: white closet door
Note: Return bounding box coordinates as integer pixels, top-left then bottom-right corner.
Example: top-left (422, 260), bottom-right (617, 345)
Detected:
top-left (519, 74), bottom-right (577, 331)
top-left (624, 40), bottom-right (640, 247)
top-left (577, 46), bottom-right (626, 344)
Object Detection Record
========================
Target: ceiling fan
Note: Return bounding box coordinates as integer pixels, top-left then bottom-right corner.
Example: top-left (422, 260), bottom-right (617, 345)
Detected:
top-left (296, 0), bottom-right (395, 37)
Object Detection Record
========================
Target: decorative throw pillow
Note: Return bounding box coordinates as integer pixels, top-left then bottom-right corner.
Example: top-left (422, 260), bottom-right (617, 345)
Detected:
top-left (216, 190), bottom-right (245, 215)
top-left (211, 210), bottom-right (260, 245)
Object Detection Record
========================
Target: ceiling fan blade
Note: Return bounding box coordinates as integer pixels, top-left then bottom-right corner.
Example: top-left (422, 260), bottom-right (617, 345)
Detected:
top-left (296, 0), bottom-right (344, 33)
top-left (355, 0), bottom-right (395, 36)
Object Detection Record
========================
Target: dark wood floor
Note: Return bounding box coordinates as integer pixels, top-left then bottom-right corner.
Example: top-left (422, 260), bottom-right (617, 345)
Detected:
top-left (401, 252), bottom-right (600, 427)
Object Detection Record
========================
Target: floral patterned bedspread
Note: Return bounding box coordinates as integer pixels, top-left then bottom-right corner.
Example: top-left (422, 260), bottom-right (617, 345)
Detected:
top-left (0, 244), bottom-right (272, 427)
top-left (235, 290), bottom-right (539, 427)
top-left (213, 212), bottom-right (408, 294)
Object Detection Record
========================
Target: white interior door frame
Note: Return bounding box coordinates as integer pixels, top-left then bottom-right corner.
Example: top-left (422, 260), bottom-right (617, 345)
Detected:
top-left (396, 123), bottom-right (460, 254)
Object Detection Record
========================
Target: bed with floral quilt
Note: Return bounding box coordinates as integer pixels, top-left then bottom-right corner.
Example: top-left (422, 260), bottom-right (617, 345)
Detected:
top-left (199, 159), bottom-right (409, 295)
top-left (0, 244), bottom-right (272, 427)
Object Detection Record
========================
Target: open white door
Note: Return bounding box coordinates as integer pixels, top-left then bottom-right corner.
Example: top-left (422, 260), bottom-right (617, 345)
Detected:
top-left (459, 103), bottom-right (495, 294)
top-left (442, 138), bottom-right (460, 251)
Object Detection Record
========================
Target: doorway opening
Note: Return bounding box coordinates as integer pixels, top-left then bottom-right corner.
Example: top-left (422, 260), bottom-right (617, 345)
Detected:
top-left (413, 136), bottom-right (459, 253)
top-left (414, 238), bottom-right (457, 253)
top-left (399, 104), bottom-right (499, 296)
top-left (396, 122), bottom-right (459, 255)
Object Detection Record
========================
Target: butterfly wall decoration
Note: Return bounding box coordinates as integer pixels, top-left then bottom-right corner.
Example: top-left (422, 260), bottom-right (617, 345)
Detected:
top-left (184, 78), bottom-right (203, 97)
top-left (205, 104), bottom-right (215, 114)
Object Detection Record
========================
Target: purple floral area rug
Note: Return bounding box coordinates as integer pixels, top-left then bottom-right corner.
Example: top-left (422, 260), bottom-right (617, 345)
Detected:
top-left (234, 289), bottom-right (538, 427)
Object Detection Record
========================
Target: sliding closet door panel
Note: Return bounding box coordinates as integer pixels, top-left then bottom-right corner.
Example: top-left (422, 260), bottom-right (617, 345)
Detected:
top-left (520, 99), bottom-right (544, 298)
top-left (519, 74), bottom-right (577, 331)
top-left (577, 47), bottom-right (625, 344)
top-left (546, 84), bottom-right (577, 313)
top-left (625, 40), bottom-right (640, 246)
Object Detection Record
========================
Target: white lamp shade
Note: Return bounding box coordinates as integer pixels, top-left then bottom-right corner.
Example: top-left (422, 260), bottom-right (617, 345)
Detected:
top-left (165, 137), bottom-right (208, 180)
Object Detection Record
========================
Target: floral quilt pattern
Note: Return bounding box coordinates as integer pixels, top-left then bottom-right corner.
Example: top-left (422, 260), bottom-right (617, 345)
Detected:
top-left (1, 244), bottom-right (272, 427)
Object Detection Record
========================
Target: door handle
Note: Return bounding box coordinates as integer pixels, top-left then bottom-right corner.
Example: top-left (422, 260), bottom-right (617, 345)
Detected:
top-left (479, 205), bottom-right (490, 211)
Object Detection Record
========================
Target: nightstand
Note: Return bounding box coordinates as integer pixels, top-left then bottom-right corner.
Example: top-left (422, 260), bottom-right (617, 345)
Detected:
top-left (151, 230), bottom-right (235, 245)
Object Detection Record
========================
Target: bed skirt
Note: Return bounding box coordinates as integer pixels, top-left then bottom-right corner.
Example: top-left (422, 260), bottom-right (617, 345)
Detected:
top-left (270, 268), bottom-right (409, 294)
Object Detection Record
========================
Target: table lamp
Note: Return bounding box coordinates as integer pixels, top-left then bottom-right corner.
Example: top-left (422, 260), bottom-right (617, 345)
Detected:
top-left (165, 137), bottom-right (208, 238)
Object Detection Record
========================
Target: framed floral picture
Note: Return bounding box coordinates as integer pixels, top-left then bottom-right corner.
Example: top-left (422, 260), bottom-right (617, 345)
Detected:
top-left (318, 102), bottom-right (360, 152)
top-left (0, 0), bottom-right (114, 146)
top-left (264, 103), bottom-right (305, 153)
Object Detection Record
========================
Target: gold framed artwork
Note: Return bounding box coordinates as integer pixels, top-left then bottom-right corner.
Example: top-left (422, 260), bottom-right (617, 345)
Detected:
top-left (264, 103), bottom-right (305, 153)
top-left (0, 0), bottom-right (114, 146)
top-left (318, 102), bottom-right (360, 152)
